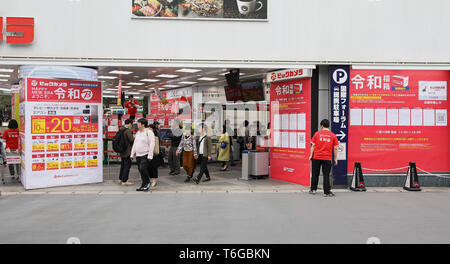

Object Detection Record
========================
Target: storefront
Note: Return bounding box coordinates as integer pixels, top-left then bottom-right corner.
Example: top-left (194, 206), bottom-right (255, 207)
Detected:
top-left (0, 0), bottom-right (449, 189)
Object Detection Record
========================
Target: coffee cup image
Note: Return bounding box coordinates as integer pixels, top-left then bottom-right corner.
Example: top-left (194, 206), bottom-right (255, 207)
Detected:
top-left (236, 0), bottom-right (263, 15)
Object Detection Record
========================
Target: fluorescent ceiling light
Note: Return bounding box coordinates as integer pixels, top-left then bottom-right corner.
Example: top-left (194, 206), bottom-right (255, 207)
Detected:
top-left (156, 74), bottom-right (179, 79)
top-left (103, 91), bottom-right (116, 94)
top-left (141, 79), bottom-right (160, 83)
top-left (176, 68), bottom-right (202, 73)
top-left (103, 95), bottom-right (117, 98)
top-left (198, 77), bottom-right (219, 81)
top-left (127, 82), bottom-right (144, 86)
top-left (219, 72), bottom-right (246, 76)
top-left (0, 88), bottom-right (11, 92)
top-left (116, 85), bottom-right (132, 89)
top-left (0, 79), bottom-right (9, 82)
top-left (98, 76), bottom-right (118, 80)
top-left (0, 74), bottom-right (11, 78)
top-left (109, 70), bottom-right (133, 75)
top-left (0, 69), bottom-right (14, 73)
top-left (179, 81), bottom-right (198, 85)
top-left (127, 92), bottom-right (141, 95)
top-left (164, 85), bottom-right (180, 88)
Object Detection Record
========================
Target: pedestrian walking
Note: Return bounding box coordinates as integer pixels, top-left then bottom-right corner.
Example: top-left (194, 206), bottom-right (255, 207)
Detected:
top-left (131, 118), bottom-right (155, 192)
top-left (115, 119), bottom-right (135, 186)
top-left (167, 119), bottom-right (182, 175)
top-left (217, 125), bottom-right (230, 171)
top-left (3, 120), bottom-right (20, 179)
top-left (148, 123), bottom-right (160, 187)
top-left (192, 124), bottom-right (212, 184)
top-left (176, 126), bottom-right (197, 182)
top-left (309, 119), bottom-right (339, 197)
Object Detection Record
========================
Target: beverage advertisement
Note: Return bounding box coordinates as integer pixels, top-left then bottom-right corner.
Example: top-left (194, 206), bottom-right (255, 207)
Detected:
top-left (131, 0), bottom-right (268, 21)
top-left (19, 78), bottom-right (103, 190)
top-left (270, 78), bottom-right (311, 186)
top-left (348, 69), bottom-right (450, 173)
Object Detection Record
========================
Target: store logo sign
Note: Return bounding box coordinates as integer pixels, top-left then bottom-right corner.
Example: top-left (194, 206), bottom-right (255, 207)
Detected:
top-left (0, 17), bottom-right (35, 44)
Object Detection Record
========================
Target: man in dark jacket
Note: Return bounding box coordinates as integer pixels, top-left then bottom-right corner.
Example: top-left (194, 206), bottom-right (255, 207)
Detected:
top-left (167, 119), bottom-right (182, 175)
top-left (193, 123), bottom-right (212, 184)
top-left (119, 119), bottom-right (135, 186)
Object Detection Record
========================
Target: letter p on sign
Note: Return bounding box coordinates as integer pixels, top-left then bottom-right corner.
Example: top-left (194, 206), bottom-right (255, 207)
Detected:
top-left (333, 69), bottom-right (348, 85)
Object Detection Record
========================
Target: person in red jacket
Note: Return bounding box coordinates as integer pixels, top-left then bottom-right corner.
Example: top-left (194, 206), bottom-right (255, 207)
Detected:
top-left (309, 119), bottom-right (339, 197)
top-left (124, 95), bottom-right (139, 120)
top-left (3, 119), bottom-right (20, 179)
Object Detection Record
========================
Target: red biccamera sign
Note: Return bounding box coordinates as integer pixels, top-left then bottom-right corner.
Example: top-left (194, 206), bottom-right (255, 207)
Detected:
top-left (0, 17), bottom-right (34, 44)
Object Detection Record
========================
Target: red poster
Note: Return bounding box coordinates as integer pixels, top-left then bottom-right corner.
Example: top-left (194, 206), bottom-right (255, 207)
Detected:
top-left (150, 94), bottom-right (192, 127)
top-left (26, 78), bottom-right (101, 103)
top-left (31, 116), bottom-right (99, 134)
top-left (270, 78), bottom-right (312, 186)
top-left (349, 70), bottom-right (450, 173)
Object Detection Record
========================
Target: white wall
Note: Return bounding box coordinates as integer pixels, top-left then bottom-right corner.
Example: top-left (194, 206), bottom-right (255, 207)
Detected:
top-left (1, 0), bottom-right (450, 63)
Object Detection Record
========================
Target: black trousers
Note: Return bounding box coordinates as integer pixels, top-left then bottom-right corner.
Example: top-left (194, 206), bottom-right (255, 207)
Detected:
top-left (311, 159), bottom-right (332, 194)
top-left (136, 156), bottom-right (151, 187)
top-left (196, 155), bottom-right (210, 181)
top-left (119, 157), bottom-right (132, 183)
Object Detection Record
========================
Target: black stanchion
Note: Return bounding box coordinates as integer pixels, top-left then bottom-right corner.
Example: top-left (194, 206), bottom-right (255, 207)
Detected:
top-left (403, 162), bottom-right (421, 191)
top-left (350, 162), bottom-right (367, 192)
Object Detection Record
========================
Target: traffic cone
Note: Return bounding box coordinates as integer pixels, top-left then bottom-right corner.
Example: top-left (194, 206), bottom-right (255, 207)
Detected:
top-left (403, 162), bottom-right (421, 191)
top-left (350, 162), bottom-right (367, 192)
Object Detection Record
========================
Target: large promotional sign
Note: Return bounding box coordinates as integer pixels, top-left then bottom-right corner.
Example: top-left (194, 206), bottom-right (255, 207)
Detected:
top-left (132, 0), bottom-right (268, 21)
top-left (349, 70), bottom-right (450, 173)
top-left (330, 66), bottom-right (349, 185)
top-left (19, 78), bottom-right (103, 190)
top-left (270, 78), bottom-right (311, 186)
top-left (149, 88), bottom-right (192, 128)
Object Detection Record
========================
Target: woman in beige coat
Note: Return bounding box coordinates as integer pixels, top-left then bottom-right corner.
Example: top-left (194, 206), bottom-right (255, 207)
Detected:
top-left (217, 125), bottom-right (230, 171)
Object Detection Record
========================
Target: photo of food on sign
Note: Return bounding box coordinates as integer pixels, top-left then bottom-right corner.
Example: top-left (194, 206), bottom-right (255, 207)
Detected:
top-left (131, 0), bottom-right (268, 20)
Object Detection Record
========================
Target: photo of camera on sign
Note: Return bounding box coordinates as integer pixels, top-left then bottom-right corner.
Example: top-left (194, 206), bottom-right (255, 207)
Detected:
top-left (132, 0), bottom-right (268, 20)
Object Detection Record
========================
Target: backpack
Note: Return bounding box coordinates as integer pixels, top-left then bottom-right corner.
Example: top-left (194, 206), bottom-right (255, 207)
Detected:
top-left (112, 129), bottom-right (127, 153)
top-left (146, 129), bottom-right (160, 156)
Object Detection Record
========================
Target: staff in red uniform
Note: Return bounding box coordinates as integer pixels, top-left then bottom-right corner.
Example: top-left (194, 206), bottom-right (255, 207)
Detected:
top-left (124, 95), bottom-right (139, 120)
top-left (3, 119), bottom-right (20, 179)
top-left (309, 119), bottom-right (339, 197)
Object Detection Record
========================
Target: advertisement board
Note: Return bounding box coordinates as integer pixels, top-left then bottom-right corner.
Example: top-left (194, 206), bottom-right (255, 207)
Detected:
top-left (20, 78), bottom-right (103, 190)
top-left (132, 0), bottom-right (268, 21)
top-left (149, 88), bottom-right (192, 127)
top-left (348, 70), bottom-right (450, 173)
top-left (270, 78), bottom-right (311, 186)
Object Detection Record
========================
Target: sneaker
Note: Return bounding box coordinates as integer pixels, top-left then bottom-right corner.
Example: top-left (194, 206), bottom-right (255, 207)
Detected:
top-left (122, 181), bottom-right (134, 186)
top-left (117, 180), bottom-right (123, 184)
top-left (151, 181), bottom-right (157, 187)
top-left (136, 184), bottom-right (150, 192)
top-left (323, 192), bottom-right (335, 197)
top-left (309, 190), bottom-right (317, 195)
top-left (202, 178), bottom-right (211, 182)
top-left (184, 177), bottom-right (191, 183)
top-left (192, 177), bottom-right (199, 184)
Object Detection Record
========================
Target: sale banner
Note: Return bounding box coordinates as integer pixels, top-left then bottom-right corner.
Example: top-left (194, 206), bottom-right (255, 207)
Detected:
top-left (349, 69), bottom-right (450, 173)
top-left (19, 78), bottom-right (103, 190)
top-left (270, 78), bottom-right (312, 186)
top-left (149, 88), bottom-right (192, 128)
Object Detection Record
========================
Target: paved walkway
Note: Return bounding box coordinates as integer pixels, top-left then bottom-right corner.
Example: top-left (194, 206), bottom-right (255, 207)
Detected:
top-left (1, 163), bottom-right (450, 195)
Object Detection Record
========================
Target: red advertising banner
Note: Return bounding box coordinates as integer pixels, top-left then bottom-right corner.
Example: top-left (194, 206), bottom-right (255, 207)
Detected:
top-left (150, 93), bottom-right (192, 127)
top-left (26, 78), bottom-right (102, 103)
top-left (270, 78), bottom-right (312, 186)
top-left (349, 69), bottom-right (450, 173)
top-left (31, 116), bottom-right (99, 134)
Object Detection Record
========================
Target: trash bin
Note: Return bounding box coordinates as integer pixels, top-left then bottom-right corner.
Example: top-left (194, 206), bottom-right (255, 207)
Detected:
top-left (249, 151), bottom-right (269, 178)
top-left (241, 150), bottom-right (250, 180)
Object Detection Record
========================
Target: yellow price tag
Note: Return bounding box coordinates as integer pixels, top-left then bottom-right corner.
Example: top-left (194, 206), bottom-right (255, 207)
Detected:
top-left (32, 119), bottom-right (46, 134)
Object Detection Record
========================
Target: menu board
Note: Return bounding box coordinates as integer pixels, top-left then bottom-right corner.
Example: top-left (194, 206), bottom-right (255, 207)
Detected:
top-left (349, 70), bottom-right (450, 173)
top-left (270, 78), bottom-right (311, 186)
top-left (131, 0), bottom-right (268, 21)
top-left (19, 78), bottom-right (103, 190)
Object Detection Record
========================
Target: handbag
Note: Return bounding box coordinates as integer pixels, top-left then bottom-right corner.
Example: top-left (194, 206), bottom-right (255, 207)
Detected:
top-left (220, 142), bottom-right (227, 149)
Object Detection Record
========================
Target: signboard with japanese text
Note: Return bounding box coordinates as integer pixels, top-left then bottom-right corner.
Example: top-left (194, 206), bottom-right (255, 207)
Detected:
top-left (270, 77), bottom-right (311, 186)
top-left (330, 66), bottom-right (349, 185)
top-left (19, 78), bottom-right (103, 190)
top-left (149, 87), bottom-right (192, 128)
top-left (349, 69), bottom-right (450, 173)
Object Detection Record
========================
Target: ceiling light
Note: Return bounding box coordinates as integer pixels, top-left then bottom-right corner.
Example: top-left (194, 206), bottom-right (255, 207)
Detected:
top-left (0, 74), bottom-right (11, 78)
top-left (0, 69), bottom-right (14, 73)
top-left (0, 88), bottom-right (11, 92)
top-left (103, 91), bottom-right (116, 94)
top-left (98, 76), bottom-right (118, 80)
top-left (103, 95), bottom-right (117, 98)
top-left (141, 79), bottom-right (160, 83)
top-left (219, 72), bottom-right (246, 76)
top-left (116, 85), bottom-right (132, 89)
top-left (198, 77), bottom-right (219, 81)
top-left (176, 68), bottom-right (202, 73)
top-left (179, 81), bottom-right (198, 85)
top-left (156, 74), bottom-right (179, 79)
top-left (164, 85), bottom-right (180, 88)
top-left (0, 79), bottom-right (9, 82)
top-left (109, 70), bottom-right (133, 75)
top-left (126, 92), bottom-right (141, 95)
top-left (127, 82), bottom-right (145, 86)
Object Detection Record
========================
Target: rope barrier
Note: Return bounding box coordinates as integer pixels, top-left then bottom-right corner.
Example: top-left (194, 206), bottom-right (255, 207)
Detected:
top-left (360, 166), bottom-right (450, 179)
top-left (417, 167), bottom-right (450, 179)
top-left (361, 166), bottom-right (409, 172)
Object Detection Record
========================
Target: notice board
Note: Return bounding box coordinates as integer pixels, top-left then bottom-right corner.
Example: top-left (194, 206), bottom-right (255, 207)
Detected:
top-left (19, 78), bottom-right (103, 189)
top-left (348, 70), bottom-right (449, 173)
top-left (270, 78), bottom-right (311, 186)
